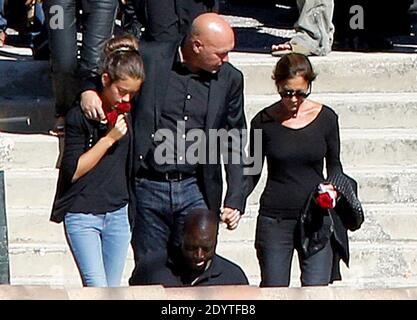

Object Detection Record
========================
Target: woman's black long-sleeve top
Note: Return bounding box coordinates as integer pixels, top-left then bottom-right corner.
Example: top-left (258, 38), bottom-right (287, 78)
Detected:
top-left (247, 104), bottom-right (343, 219)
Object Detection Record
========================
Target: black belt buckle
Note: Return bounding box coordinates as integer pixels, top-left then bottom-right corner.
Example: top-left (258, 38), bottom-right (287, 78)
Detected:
top-left (165, 172), bottom-right (182, 181)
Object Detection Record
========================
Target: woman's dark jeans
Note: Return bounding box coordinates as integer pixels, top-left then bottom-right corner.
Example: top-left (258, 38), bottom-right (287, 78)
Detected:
top-left (43, 0), bottom-right (118, 117)
top-left (255, 214), bottom-right (333, 287)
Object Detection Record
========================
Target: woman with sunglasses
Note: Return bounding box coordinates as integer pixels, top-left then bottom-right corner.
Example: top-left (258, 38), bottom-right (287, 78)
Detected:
top-left (247, 53), bottom-right (342, 287)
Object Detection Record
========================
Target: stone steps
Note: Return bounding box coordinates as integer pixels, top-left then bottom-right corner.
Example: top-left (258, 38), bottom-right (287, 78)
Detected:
top-left (0, 133), bottom-right (59, 169)
top-left (4, 165), bottom-right (417, 208)
top-left (216, 241), bottom-right (417, 287)
top-left (0, 60), bottom-right (52, 98)
top-left (6, 204), bottom-right (417, 245)
top-left (8, 243), bottom-right (134, 287)
top-left (3, 53), bottom-right (417, 98)
top-left (2, 127), bottom-right (417, 170)
top-left (7, 241), bottom-right (417, 288)
top-left (246, 93), bottom-right (417, 129)
top-left (247, 166), bottom-right (417, 206)
top-left (229, 52), bottom-right (417, 95)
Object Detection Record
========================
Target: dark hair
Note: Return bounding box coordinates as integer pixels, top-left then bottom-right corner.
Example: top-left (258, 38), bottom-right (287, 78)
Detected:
top-left (272, 53), bottom-right (316, 87)
top-left (101, 34), bottom-right (145, 82)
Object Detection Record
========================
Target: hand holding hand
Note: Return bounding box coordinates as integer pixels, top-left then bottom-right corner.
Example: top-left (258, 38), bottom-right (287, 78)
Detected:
top-left (220, 207), bottom-right (241, 230)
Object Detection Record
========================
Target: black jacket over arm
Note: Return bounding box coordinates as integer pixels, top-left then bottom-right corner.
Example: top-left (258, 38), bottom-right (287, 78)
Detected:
top-left (299, 173), bottom-right (364, 283)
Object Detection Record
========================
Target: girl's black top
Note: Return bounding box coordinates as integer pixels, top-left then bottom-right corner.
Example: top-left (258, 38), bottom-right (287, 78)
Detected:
top-left (51, 102), bottom-right (135, 224)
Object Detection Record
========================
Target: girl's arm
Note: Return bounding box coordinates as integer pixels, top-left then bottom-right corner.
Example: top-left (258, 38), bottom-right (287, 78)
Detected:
top-left (72, 114), bottom-right (128, 182)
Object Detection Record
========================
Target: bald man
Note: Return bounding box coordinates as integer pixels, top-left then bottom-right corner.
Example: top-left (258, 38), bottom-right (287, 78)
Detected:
top-left (131, 208), bottom-right (249, 286)
top-left (79, 13), bottom-right (248, 285)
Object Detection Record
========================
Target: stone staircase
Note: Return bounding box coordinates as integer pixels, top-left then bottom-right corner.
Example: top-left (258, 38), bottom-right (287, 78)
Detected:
top-left (216, 51), bottom-right (417, 288)
top-left (1, 51), bottom-right (417, 288)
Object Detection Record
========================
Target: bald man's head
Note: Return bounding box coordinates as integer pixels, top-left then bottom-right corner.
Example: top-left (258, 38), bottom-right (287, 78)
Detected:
top-left (184, 13), bottom-right (235, 73)
top-left (181, 208), bottom-right (219, 272)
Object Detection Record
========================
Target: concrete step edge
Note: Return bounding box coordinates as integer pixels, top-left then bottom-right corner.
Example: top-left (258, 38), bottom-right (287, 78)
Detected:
top-left (246, 92), bottom-right (417, 101)
top-left (5, 131), bottom-right (417, 145)
top-left (7, 202), bottom-right (417, 215)
top-left (229, 51), bottom-right (417, 65)
top-left (9, 241), bottom-right (417, 251)
top-left (0, 132), bottom-right (58, 143)
top-left (7, 165), bottom-right (416, 174)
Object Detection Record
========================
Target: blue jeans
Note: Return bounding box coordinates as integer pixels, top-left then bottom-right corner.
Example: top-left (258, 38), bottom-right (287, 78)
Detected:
top-left (255, 215), bottom-right (333, 287)
top-left (130, 176), bottom-right (207, 284)
top-left (64, 205), bottom-right (131, 287)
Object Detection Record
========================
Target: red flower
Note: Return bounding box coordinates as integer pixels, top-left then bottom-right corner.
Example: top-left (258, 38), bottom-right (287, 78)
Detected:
top-left (315, 192), bottom-right (335, 209)
top-left (106, 102), bottom-right (132, 126)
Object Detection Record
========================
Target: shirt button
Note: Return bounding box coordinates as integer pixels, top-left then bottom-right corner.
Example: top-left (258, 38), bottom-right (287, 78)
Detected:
top-left (182, 134), bottom-right (186, 139)
top-left (186, 94), bottom-right (191, 100)
top-left (179, 156), bottom-right (184, 161)
top-left (184, 116), bottom-right (188, 121)
top-left (139, 155), bottom-right (143, 160)
top-left (151, 133), bottom-right (155, 138)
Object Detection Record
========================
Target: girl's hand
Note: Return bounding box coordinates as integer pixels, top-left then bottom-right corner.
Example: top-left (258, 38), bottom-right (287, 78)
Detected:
top-left (106, 114), bottom-right (128, 143)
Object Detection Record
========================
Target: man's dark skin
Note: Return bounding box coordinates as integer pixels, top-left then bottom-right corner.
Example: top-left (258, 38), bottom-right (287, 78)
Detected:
top-left (130, 208), bottom-right (249, 286)
top-left (181, 209), bottom-right (218, 282)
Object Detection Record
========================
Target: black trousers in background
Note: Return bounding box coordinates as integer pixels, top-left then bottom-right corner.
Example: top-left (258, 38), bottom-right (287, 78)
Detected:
top-left (333, 0), bottom-right (412, 40)
top-left (43, 0), bottom-right (118, 117)
top-left (132, 0), bottom-right (219, 42)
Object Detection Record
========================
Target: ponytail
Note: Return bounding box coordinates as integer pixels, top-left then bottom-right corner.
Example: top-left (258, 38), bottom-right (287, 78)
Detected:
top-left (101, 34), bottom-right (145, 82)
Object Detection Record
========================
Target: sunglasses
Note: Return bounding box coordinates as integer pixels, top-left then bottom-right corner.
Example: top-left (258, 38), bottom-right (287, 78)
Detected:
top-left (279, 85), bottom-right (311, 99)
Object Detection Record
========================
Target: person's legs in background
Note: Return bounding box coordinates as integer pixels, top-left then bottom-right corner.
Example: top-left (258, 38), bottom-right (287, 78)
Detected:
top-left (271, 0), bottom-right (334, 56)
top-left (43, 0), bottom-right (78, 135)
top-left (0, 0), bottom-right (7, 47)
top-left (118, 0), bottom-right (142, 38)
top-left (410, 0), bottom-right (417, 35)
top-left (78, 0), bottom-right (118, 79)
top-left (43, 0), bottom-right (117, 137)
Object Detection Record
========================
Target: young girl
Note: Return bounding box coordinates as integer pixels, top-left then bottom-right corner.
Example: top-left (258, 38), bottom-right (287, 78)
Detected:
top-left (50, 34), bottom-right (145, 287)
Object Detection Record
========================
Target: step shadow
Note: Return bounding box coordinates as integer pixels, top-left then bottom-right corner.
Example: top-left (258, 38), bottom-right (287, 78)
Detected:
top-left (233, 27), bottom-right (289, 53)
top-left (220, 0), bottom-right (297, 53)
top-left (0, 98), bottom-right (55, 135)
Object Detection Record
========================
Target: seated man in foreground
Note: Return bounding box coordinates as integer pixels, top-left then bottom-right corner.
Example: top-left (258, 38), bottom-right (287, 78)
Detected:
top-left (131, 208), bottom-right (249, 287)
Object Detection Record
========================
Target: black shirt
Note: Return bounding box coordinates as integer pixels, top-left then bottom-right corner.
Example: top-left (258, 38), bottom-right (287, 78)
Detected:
top-left (134, 252), bottom-right (249, 287)
top-left (144, 49), bottom-right (215, 174)
top-left (64, 106), bottom-right (130, 214)
top-left (250, 105), bottom-right (342, 218)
